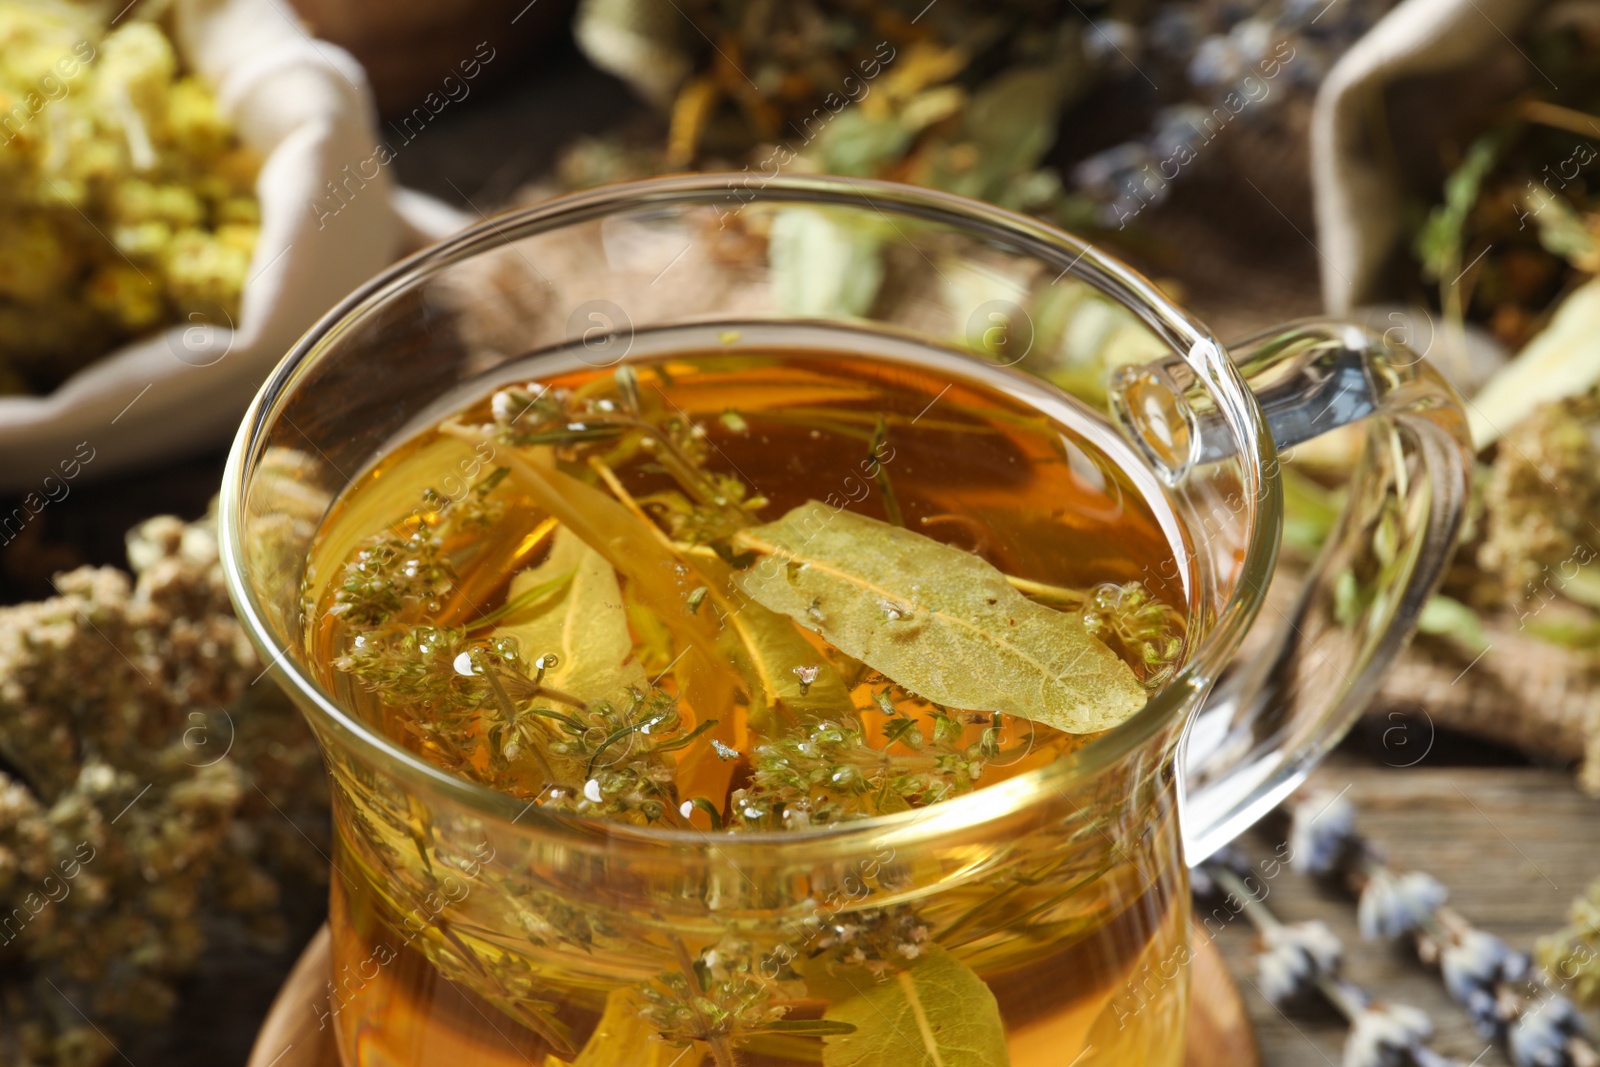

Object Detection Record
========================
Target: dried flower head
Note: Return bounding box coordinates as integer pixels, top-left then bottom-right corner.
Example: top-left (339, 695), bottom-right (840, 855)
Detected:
top-left (1358, 870), bottom-right (1449, 941)
top-left (636, 938), bottom-right (791, 1051)
top-left (1289, 789), bottom-right (1358, 877)
top-left (1441, 929), bottom-right (1530, 1038)
top-left (1537, 876), bottom-right (1600, 1007)
top-left (730, 711), bottom-right (997, 830)
top-left (1343, 1000), bottom-right (1435, 1067)
top-left (1258, 920), bottom-right (1344, 1005)
top-left (0, 511), bottom-right (327, 1066)
top-left (1508, 995), bottom-right (1586, 1067)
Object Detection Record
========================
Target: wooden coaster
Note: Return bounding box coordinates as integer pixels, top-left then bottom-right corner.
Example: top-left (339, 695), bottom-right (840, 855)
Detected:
top-left (247, 925), bottom-right (1257, 1067)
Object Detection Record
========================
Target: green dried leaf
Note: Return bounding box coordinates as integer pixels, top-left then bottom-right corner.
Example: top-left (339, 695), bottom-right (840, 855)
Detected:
top-left (1524, 616), bottom-right (1600, 649)
top-left (820, 946), bottom-right (1010, 1067)
top-left (1414, 132), bottom-right (1502, 282)
top-left (572, 987), bottom-right (701, 1067)
top-left (495, 529), bottom-right (649, 707)
top-left (1468, 277), bottom-right (1600, 448)
top-left (699, 555), bottom-right (857, 726)
top-left (1524, 187), bottom-right (1599, 270)
top-left (1417, 594), bottom-right (1489, 653)
top-left (768, 207), bottom-right (884, 318)
top-left (812, 107), bottom-right (916, 176)
top-left (732, 502), bottom-right (1145, 733)
top-left (750, 1019), bottom-right (859, 1036)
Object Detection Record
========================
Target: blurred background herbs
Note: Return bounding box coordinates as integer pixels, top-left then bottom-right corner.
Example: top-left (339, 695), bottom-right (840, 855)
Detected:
top-left (0, 512), bottom-right (327, 1067)
top-left (0, 1), bottom-right (261, 395)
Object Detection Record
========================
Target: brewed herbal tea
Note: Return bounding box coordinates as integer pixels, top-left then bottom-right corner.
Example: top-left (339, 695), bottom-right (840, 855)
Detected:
top-left (303, 326), bottom-right (1197, 1067)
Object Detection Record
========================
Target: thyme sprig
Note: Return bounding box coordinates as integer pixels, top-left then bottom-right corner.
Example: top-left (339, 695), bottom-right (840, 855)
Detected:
top-left (1080, 580), bottom-right (1186, 687)
top-left (487, 377), bottom-right (767, 544)
top-left (638, 937), bottom-right (795, 1067)
top-left (730, 708), bottom-right (1012, 830)
top-left (336, 624), bottom-right (712, 825)
top-left (328, 462), bottom-right (511, 628)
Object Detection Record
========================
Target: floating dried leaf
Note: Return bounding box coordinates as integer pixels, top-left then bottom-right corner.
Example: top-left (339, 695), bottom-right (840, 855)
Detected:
top-left (733, 502), bottom-right (1145, 732)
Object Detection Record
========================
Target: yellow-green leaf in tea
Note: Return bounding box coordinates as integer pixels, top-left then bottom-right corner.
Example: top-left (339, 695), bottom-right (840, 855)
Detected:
top-left (698, 556), bottom-right (857, 726)
top-left (467, 436), bottom-right (736, 728)
top-left (567, 987), bottom-right (704, 1067)
top-left (732, 502), bottom-right (1146, 733)
top-left (819, 946), bottom-right (1010, 1067)
top-left (495, 529), bottom-right (649, 708)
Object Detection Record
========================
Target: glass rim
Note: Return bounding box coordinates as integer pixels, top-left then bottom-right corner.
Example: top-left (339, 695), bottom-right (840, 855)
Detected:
top-left (218, 173), bottom-right (1280, 856)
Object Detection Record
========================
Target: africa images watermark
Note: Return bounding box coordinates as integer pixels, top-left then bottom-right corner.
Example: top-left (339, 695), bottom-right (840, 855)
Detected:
top-left (309, 41), bottom-right (498, 230)
top-left (0, 38), bottom-right (96, 147)
top-left (0, 442), bottom-right (98, 549)
top-left (714, 40), bottom-right (898, 228)
top-left (1108, 38), bottom-right (1298, 229)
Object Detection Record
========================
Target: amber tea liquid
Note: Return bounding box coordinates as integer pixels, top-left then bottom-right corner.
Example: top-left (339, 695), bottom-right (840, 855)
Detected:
top-left (303, 324), bottom-right (1197, 1067)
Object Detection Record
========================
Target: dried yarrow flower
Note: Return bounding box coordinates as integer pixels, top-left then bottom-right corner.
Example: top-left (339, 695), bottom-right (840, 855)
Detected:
top-left (1538, 876), bottom-right (1600, 1007)
top-left (0, 510), bottom-right (328, 1067)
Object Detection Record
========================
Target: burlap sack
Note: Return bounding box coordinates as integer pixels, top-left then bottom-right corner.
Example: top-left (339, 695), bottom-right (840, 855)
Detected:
top-left (1309, 0), bottom-right (1600, 786)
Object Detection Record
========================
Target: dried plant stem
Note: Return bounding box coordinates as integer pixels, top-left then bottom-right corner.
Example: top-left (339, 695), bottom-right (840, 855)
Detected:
top-left (1212, 866), bottom-right (1367, 1022)
top-left (670, 935), bottom-right (739, 1067)
top-left (1345, 855), bottom-right (1600, 1067)
top-left (480, 668), bottom-right (561, 786)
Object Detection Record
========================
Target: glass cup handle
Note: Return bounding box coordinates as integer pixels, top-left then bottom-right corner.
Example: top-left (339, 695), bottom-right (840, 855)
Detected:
top-left (1110, 320), bottom-right (1475, 864)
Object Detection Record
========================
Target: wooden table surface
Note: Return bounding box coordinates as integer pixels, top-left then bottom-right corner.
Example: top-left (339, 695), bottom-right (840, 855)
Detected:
top-left (1209, 756), bottom-right (1600, 1066)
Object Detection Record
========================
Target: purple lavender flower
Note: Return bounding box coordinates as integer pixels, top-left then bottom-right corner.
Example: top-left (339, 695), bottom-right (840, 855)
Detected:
top-left (1440, 929), bottom-right (1532, 1038)
top-left (1344, 1000), bottom-right (1432, 1067)
top-left (1289, 789), bottom-right (1358, 876)
top-left (1258, 920), bottom-right (1343, 1004)
top-left (1509, 995), bottom-right (1585, 1067)
top-left (1358, 869), bottom-right (1448, 940)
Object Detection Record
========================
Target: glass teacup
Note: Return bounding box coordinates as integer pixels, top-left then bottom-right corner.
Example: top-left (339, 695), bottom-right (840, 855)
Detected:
top-left (219, 175), bottom-right (1471, 1067)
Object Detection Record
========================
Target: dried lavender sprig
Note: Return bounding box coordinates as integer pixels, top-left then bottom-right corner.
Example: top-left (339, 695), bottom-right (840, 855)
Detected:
top-left (1206, 863), bottom-right (1471, 1067)
top-left (1288, 792), bottom-right (1600, 1067)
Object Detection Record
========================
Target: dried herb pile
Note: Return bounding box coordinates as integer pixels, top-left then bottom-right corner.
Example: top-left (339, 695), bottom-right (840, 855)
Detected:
top-left (0, 512), bottom-right (327, 1067)
top-left (559, 0), bottom-right (1390, 233)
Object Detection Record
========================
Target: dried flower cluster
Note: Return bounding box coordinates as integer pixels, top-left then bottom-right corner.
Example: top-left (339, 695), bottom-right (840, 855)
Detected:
top-left (0, 3), bottom-right (261, 394)
top-left (1539, 876), bottom-right (1600, 1009)
top-left (0, 511), bottom-right (326, 1067)
top-left (729, 707), bottom-right (1004, 831)
top-left (1282, 791), bottom-right (1598, 1067)
top-left (1474, 391), bottom-right (1600, 616)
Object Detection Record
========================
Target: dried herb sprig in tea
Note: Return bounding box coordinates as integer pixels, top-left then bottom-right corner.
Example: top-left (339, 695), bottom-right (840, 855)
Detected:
top-left (314, 355), bottom-right (1190, 1066)
top-left (326, 362), bottom-right (1171, 827)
